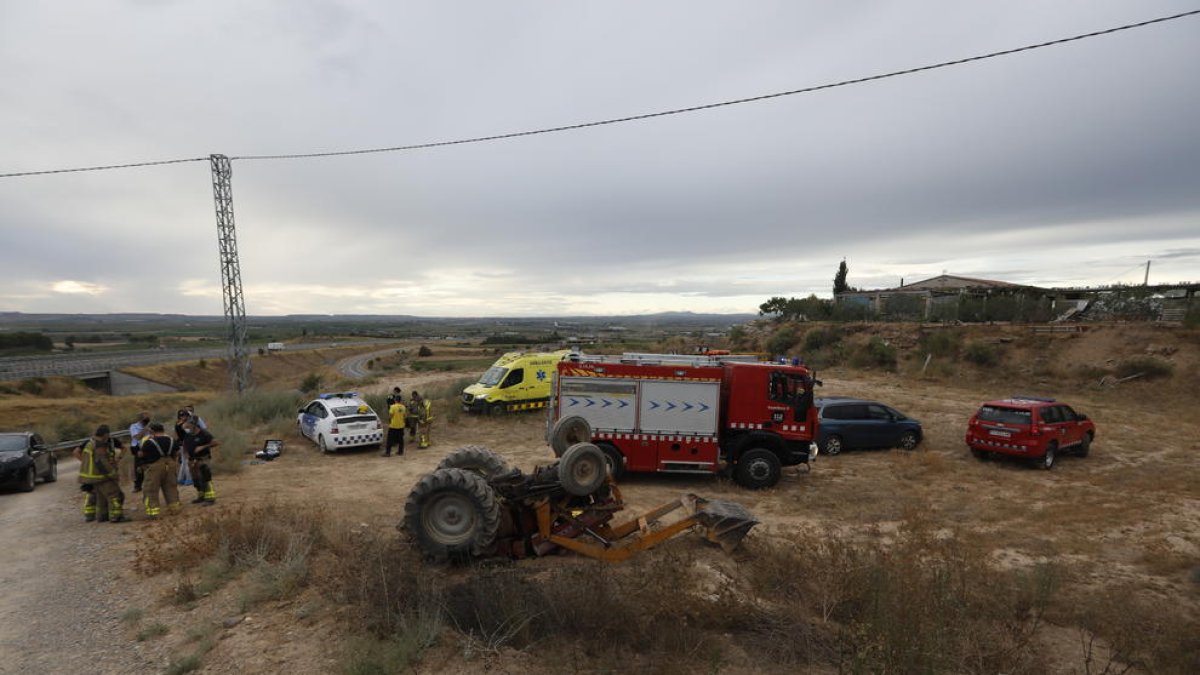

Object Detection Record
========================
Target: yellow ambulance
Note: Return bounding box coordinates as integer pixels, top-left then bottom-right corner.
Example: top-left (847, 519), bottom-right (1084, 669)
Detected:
top-left (462, 350), bottom-right (572, 414)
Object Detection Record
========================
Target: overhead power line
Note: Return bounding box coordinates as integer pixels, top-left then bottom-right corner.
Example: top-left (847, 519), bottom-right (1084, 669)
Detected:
top-left (0, 156), bottom-right (208, 179)
top-left (2, 8), bottom-right (1198, 177)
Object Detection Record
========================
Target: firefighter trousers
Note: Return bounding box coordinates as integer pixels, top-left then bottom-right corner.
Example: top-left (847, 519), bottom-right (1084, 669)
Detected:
top-left (84, 479), bottom-right (124, 521)
top-left (418, 420), bottom-right (432, 449)
top-left (142, 459), bottom-right (180, 517)
top-left (190, 459), bottom-right (216, 502)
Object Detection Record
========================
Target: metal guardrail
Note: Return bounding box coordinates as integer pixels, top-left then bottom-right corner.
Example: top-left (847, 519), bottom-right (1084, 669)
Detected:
top-left (49, 430), bottom-right (131, 453)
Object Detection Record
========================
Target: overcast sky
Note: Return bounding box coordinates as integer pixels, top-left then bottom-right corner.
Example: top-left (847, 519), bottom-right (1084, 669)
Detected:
top-left (1, 2), bottom-right (1197, 316)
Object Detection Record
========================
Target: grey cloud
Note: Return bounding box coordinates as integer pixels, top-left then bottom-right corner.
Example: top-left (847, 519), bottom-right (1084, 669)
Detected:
top-left (1, 1), bottom-right (1198, 315)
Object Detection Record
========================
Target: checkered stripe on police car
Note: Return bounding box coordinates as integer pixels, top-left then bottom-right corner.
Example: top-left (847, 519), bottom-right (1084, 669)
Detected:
top-left (335, 433), bottom-right (383, 445)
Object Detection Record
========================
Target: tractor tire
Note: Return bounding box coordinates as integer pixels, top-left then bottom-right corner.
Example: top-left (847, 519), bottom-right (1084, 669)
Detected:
top-left (549, 415), bottom-right (592, 457)
top-left (734, 448), bottom-right (782, 490)
top-left (436, 445), bottom-right (511, 479)
top-left (595, 441), bottom-right (626, 480)
top-left (558, 443), bottom-right (607, 496)
top-left (404, 468), bottom-right (500, 562)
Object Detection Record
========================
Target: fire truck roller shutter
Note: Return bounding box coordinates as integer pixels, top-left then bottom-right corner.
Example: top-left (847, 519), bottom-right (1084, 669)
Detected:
top-left (558, 378), bottom-right (638, 435)
top-left (639, 381), bottom-right (719, 436)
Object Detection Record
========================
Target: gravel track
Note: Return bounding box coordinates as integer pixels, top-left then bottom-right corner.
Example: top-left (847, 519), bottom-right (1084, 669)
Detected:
top-left (0, 460), bottom-right (168, 674)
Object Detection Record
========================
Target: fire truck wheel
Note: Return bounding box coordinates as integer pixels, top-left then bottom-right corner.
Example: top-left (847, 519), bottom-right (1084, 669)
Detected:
top-left (550, 416), bottom-right (592, 458)
top-left (436, 445), bottom-right (511, 479)
top-left (404, 468), bottom-right (500, 561)
top-left (559, 443), bottom-right (607, 496)
top-left (595, 442), bottom-right (625, 480)
top-left (735, 449), bottom-right (781, 490)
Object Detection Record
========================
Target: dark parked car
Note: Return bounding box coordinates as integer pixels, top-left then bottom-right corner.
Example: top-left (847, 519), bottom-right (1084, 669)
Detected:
top-left (815, 398), bottom-right (923, 455)
top-left (0, 432), bottom-right (58, 492)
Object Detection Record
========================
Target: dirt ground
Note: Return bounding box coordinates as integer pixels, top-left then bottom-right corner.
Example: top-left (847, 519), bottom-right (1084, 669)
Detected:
top-left (104, 366), bottom-right (1200, 672)
top-left (3, 326), bottom-right (1198, 673)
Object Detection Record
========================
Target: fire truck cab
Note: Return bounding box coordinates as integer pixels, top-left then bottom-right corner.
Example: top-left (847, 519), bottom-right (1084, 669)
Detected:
top-left (552, 353), bottom-right (818, 489)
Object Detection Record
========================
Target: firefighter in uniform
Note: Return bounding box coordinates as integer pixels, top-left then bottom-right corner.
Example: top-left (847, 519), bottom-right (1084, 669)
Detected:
top-left (182, 418), bottom-right (220, 504)
top-left (406, 391), bottom-right (422, 440)
top-left (77, 425), bottom-right (127, 523)
top-left (415, 392), bottom-right (433, 449)
top-left (138, 423), bottom-right (180, 518)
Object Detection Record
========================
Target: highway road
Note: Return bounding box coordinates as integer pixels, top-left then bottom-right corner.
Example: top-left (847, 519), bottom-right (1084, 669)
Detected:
top-left (336, 347), bottom-right (405, 378)
top-left (0, 341), bottom-right (392, 381)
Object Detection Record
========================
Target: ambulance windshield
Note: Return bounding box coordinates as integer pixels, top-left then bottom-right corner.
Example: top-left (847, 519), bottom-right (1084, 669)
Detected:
top-left (478, 366), bottom-right (507, 387)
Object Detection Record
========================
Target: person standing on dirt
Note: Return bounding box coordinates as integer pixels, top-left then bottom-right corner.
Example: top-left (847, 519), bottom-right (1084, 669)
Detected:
top-left (383, 396), bottom-right (406, 457)
top-left (181, 419), bottom-right (220, 505)
top-left (184, 404), bottom-right (208, 431)
top-left (173, 409), bottom-right (195, 487)
top-left (415, 392), bottom-right (433, 449)
top-left (407, 391), bottom-right (422, 441)
top-left (137, 423), bottom-right (180, 518)
top-left (77, 425), bottom-right (127, 523)
top-left (128, 411), bottom-right (151, 493)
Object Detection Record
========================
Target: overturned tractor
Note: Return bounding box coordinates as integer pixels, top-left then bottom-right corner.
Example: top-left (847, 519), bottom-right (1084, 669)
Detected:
top-left (403, 443), bottom-right (759, 562)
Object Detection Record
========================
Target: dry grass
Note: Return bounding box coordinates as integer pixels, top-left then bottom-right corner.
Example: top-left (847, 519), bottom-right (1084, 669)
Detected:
top-left (53, 324), bottom-right (1200, 673)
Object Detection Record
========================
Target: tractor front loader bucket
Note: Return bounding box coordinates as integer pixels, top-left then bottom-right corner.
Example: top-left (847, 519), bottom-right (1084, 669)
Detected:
top-left (685, 495), bottom-right (760, 553)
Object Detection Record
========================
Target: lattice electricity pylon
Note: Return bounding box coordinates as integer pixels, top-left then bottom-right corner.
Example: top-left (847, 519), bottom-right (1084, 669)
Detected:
top-left (210, 154), bottom-right (252, 394)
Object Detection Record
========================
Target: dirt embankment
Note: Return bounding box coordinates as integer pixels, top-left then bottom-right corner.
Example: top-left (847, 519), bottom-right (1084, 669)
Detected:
top-left (3, 324), bottom-right (1198, 672)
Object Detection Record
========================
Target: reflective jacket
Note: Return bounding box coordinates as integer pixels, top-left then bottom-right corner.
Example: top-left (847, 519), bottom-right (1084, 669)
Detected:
top-left (78, 439), bottom-right (118, 484)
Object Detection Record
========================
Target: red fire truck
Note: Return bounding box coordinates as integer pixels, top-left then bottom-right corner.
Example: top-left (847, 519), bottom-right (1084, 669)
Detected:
top-left (549, 353), bottom-right (819, 489)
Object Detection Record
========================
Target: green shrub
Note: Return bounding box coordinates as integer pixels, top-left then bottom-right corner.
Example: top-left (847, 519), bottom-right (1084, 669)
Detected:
top-left (1115, 356), bottom-right (1174, 381)
top-left (201, 390), bottom-right (301, 428)
top-left (164, 654), bottom-right (203, 675)
top-left (299, 373), bottom-right (322, 395)
top-left (765, 326), bottom-right (799, 356)
top-left (55, 409), bottom-right (92, 442)
top-left (803, 327), bottom-right (842, 352)
top-left (136, 623), bottom-right (169, 641)
top-left (964, 341), bottom-right (1000, 367)
top-left (918, 329), bottom-right (961, 357)
top-left (1185, 303), bottom-right (1200, 328)
top-left (1075, 364), bottom-right (1110, 381)
top-left (16, 377), bottom-right (47, 395)
top-left (850, 337), bottom-right (897, 371)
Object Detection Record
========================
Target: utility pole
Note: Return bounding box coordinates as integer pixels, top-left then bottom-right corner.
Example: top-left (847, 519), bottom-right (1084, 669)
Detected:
top-left (1144, 260), bottom-right (1151, 286)
top-left (209, 154), bottom-right (252, 394)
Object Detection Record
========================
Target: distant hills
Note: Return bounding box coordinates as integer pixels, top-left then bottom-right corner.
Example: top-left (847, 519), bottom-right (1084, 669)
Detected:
top-left (0, 311), bottom-right (757, 332)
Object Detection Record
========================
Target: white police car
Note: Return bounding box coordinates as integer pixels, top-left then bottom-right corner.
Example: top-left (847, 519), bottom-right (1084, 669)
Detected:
top-left (297, 393), bottom-right (383, 453)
